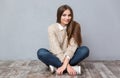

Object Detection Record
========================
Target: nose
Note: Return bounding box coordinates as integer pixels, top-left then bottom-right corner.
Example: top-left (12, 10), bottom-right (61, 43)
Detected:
top-left (66, 16), bottom-right (70, 19)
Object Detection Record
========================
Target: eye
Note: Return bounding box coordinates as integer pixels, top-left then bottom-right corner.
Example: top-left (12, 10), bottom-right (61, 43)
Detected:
top-left (62, 14), bottom-right (66, 16)
top-left (68, 14), bottom-right (71, 16)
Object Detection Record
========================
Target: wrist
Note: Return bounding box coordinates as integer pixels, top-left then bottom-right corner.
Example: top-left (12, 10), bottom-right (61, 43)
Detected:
top-left (62, 63), bottom-right (67, 68)
top-left (60, 64), bottom-right (67, 70)
top-left (67, 64), bottom-right (71, 68)
top-left (64, 55), bottom-right (70, 60)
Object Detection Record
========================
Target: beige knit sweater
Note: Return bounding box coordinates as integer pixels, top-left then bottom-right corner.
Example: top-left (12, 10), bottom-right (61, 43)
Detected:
top-left (48, 23), bottom-right (78, 62)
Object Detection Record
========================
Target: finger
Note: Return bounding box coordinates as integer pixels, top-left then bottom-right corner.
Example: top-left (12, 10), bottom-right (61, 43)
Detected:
top-left (56, 70), bottom-right (61, 75)
top-left (69, 72), bottom-right (72, 75)
top-left (60, 70), bottom-right (63, 75)
top-left (57, 69), bottom-right (62, 75)
top-left (73, 72), bottom-right (76, 76)
top-left (56, 71), bottom-right (59, 75)
top-left (70, 72), bottom-right (75, 76)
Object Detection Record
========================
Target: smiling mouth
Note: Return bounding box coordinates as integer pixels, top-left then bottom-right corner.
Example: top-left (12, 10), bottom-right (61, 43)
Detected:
top-left (65, 20), bottom-right (70, 22)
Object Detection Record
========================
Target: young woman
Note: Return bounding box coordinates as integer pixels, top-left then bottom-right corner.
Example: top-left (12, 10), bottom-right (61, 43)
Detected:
top-left (37, 4), bottom-right (89, 76)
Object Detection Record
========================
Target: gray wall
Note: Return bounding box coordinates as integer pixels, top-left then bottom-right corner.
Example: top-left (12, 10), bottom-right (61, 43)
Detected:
top-left (0, 0), bottom-right (120, 60)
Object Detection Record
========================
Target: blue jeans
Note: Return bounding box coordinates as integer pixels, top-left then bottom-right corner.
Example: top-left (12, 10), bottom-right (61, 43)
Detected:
top-left (37, 46), bottom-right (89, 68)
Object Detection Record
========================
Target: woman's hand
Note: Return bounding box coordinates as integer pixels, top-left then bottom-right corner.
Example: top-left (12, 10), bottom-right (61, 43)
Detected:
top-left (56, 65), bottom-right (66, 75)
top-left (67, 64), bottom-right (77, 76)
top-left (56, 56), bottom-right (70, 75)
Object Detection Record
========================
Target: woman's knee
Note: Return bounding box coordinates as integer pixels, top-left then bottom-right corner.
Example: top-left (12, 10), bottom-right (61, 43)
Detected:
top-left (78, 46), bottom-right (90, 57)
top-left (37, 48), bottom-right (48, 57)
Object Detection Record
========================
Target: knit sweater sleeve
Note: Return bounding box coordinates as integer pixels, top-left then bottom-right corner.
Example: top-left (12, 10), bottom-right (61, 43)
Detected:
top-left (65, 38), bottom-right (78, 59)
top-left (48, 26), bottom-right (63, 55)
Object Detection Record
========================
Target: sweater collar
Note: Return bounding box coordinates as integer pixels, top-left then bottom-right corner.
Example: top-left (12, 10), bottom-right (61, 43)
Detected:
top-left (57, 23), bottom-right (67, 31)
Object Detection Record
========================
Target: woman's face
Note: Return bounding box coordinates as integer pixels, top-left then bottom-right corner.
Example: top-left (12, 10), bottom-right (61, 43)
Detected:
top-left (60, 9), bottom-right (72, 26)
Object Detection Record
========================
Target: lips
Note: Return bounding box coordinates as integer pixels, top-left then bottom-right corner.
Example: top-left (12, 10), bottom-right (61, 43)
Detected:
top-left (64, 21), bottom-right (69, 23)
top-left (64, 20), bottom-right (70, 23)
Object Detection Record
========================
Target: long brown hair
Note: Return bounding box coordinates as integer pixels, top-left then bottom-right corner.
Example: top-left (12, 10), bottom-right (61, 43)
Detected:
top-left (67, 21), bottom-right (82, 46)
top-left (56, 4), bottom-right (82, 46)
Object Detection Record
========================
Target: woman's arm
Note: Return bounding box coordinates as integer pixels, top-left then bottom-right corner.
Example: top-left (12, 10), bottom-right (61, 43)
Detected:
top-left (56, 56), bottom-right (77, 75)
top-left (56, 37), bottom-right (78, 75)
top-left (56, 56), bottom-right (70, 75)
top-left (48, 26), bottom-right (64, 62)
top-left (48, 26), bottom-right (63, 55)
top-left (67, 64), bottom-right (77, 75)
top-left (65, 37), bottom-right (78, 59)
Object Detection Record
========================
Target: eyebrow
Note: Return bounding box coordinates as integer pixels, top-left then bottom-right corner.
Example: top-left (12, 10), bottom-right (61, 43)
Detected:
top-left (62, 13), bottom-right (71, 15)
